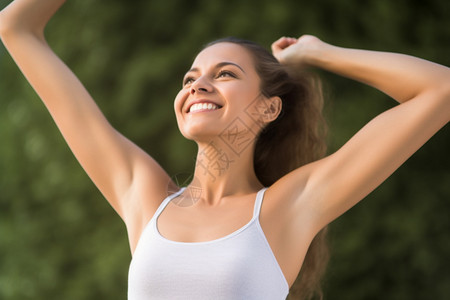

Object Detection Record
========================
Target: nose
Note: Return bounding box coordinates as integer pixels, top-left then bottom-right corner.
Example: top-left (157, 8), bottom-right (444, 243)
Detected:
top-left (190, 86), bottom-right (208, 95)
top-left (190, 77), bottom-right (212, 95)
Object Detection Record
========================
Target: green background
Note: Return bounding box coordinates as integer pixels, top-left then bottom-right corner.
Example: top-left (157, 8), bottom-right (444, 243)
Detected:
top-left (0, 0), bottom-right (449, 299)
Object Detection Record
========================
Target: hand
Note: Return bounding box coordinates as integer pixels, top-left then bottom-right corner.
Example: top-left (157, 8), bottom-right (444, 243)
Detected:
top-left (271, 35), bottom-right (323, 66)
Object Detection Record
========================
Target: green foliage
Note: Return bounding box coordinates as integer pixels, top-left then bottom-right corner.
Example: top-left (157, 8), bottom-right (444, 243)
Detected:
top-left (0, 0), bottom-right (448, 299)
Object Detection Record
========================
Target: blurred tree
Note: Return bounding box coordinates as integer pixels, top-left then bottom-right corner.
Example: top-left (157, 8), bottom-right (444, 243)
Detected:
top-left (0, 0), bottom-right (448, 299)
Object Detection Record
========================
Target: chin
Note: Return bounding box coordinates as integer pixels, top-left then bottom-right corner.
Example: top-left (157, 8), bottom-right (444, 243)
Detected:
top-left (179, 116), bottom-right (224, 137)
top-left (181, 127), bottom-right (219, 142)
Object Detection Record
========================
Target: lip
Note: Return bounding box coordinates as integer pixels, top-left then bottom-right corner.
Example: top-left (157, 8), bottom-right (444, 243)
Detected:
top-left (185, 99), bottom-right (223, 113)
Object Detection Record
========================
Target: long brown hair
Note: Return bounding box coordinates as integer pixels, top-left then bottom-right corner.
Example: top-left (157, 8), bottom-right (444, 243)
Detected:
top-left (205, 37), bottom-right (329, 299)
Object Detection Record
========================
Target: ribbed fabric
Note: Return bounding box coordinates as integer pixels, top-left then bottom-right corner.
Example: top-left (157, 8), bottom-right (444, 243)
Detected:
top-left (128, 188), bottom-right (289, 300)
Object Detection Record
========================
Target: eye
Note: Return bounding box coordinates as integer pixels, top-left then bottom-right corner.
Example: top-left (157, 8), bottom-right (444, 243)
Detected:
top-left (183, 76), bottom-right (195, 87)
top-left (217, 70), bottom-right (236, 79)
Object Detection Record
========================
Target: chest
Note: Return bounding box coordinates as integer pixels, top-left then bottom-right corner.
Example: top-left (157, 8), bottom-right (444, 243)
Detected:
top-left (156, 198), bottom-right (255, 243)
top-left (128, 220), bottom-right (290, 299)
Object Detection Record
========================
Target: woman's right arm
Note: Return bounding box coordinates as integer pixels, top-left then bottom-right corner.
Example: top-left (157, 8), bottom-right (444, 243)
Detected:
top-left (0, 0), bottom-right (173, 245)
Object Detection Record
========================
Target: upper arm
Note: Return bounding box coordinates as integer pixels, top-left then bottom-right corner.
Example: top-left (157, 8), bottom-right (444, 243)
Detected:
top-left (1, 29), bottom-right (172, 222)
top-left (275, 87), bottom-right (449, 234)
top-left (310, 89), bottom-right (448, 230)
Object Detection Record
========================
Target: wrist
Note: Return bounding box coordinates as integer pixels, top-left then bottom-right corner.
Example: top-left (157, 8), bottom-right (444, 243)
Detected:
top-left (305, 40), bottom-right (336, 69)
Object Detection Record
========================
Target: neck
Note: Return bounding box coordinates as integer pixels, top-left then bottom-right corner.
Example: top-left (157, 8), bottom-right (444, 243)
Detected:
top-left (189, 137), bottom-right (263, 205)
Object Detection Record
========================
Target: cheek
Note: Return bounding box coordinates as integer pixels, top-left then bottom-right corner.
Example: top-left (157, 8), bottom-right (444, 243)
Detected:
top-left (174, 89), bottom-right (187, 114)
top-left (228, 86), bottom-right (260, 111)
top-left (173, 90), bottom-right (190, 135)
top-left (229, 80), bottom-right (260, 99)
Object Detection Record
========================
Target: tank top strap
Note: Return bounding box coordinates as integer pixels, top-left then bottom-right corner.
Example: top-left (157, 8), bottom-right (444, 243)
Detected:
top-left (253, 187), bottom-right (268, 218)
top-left (153, 187), bottom-right (186, 219)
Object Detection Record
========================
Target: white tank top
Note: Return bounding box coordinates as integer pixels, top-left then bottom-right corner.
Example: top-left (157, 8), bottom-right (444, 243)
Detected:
top-left (128, 187), bottom-right (289, 299)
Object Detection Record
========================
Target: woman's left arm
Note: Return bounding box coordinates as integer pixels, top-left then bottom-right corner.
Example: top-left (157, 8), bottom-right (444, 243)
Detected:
top-left (272, 36), bottom-right (450, 232)
top-left (273, 35), bottom-right (450, 104)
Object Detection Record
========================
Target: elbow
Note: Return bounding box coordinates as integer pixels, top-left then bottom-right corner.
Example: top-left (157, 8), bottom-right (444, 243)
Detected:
top-left (0, 14), bottom-right (43, 43)
top-left (431, 82), bottom-right (450, 122)
top-left (436, 74), bottom-right (450, 107)
top-left (0, 12), bottom-right (6, 37)
top-left (442, 86), bottom-right (450, 121)
top-left (436, 68), bottom-right (450, 105)
top-left (0, 4), bottom-right (16, 36)
top-left (0, 11), bottom-right (17, 38)
top-left (0, 3), bottom-right (20, 37)
top-left (0, 9), bottom-right (38, 39)
top-left (424, 69), bottom-right (450, 121)
top-left (0, 20), bottom-right (16, 42)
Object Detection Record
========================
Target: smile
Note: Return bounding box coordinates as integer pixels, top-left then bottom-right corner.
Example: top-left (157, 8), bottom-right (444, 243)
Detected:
top-left (188, 102), bottom-right (221, 113)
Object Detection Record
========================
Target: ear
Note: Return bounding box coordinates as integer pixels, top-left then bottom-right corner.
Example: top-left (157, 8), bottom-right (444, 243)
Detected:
top-left (262, 96), bottom-right (282, 123)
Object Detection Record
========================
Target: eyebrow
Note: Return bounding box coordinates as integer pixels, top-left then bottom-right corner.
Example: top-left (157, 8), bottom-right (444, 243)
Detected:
top-left (185, 61), bottom-right (246, 75)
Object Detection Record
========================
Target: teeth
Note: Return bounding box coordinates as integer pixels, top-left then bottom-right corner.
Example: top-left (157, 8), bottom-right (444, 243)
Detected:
top-left (189, 103), bottom-right (219, 113)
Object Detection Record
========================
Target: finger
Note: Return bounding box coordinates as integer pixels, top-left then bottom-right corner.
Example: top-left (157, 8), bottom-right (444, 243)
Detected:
top-left (288, 37), bottom-right (298, 44)
top-left (271, 37), bottom-right (294, 54)
top-left (271, 37), bottom-right (287, 54)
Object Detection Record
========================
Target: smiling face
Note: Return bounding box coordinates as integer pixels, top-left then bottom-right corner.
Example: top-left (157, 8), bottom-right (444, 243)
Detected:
top-left (174, 42), bottom-right (274, 143)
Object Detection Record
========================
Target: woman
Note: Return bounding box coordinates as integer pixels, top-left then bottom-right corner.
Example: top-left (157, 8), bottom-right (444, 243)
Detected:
top-left (1, 0), bottom-right (448, 299)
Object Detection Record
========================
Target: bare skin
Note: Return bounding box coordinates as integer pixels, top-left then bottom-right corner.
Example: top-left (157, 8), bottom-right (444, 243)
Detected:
top-left (1, 0), bottom-right (449, 288)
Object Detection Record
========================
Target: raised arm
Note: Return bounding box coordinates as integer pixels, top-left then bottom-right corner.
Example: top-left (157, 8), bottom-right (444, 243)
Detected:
top-left (273, 35), bottom-right (450, 104)
top-left (0, 0), bottom-right (173, 248)
top-left (271, 36), bottom-right (450, 233)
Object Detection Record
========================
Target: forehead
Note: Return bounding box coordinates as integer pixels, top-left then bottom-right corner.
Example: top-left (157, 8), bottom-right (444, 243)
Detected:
top-left (191, 42), bottom-right (255, 71)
